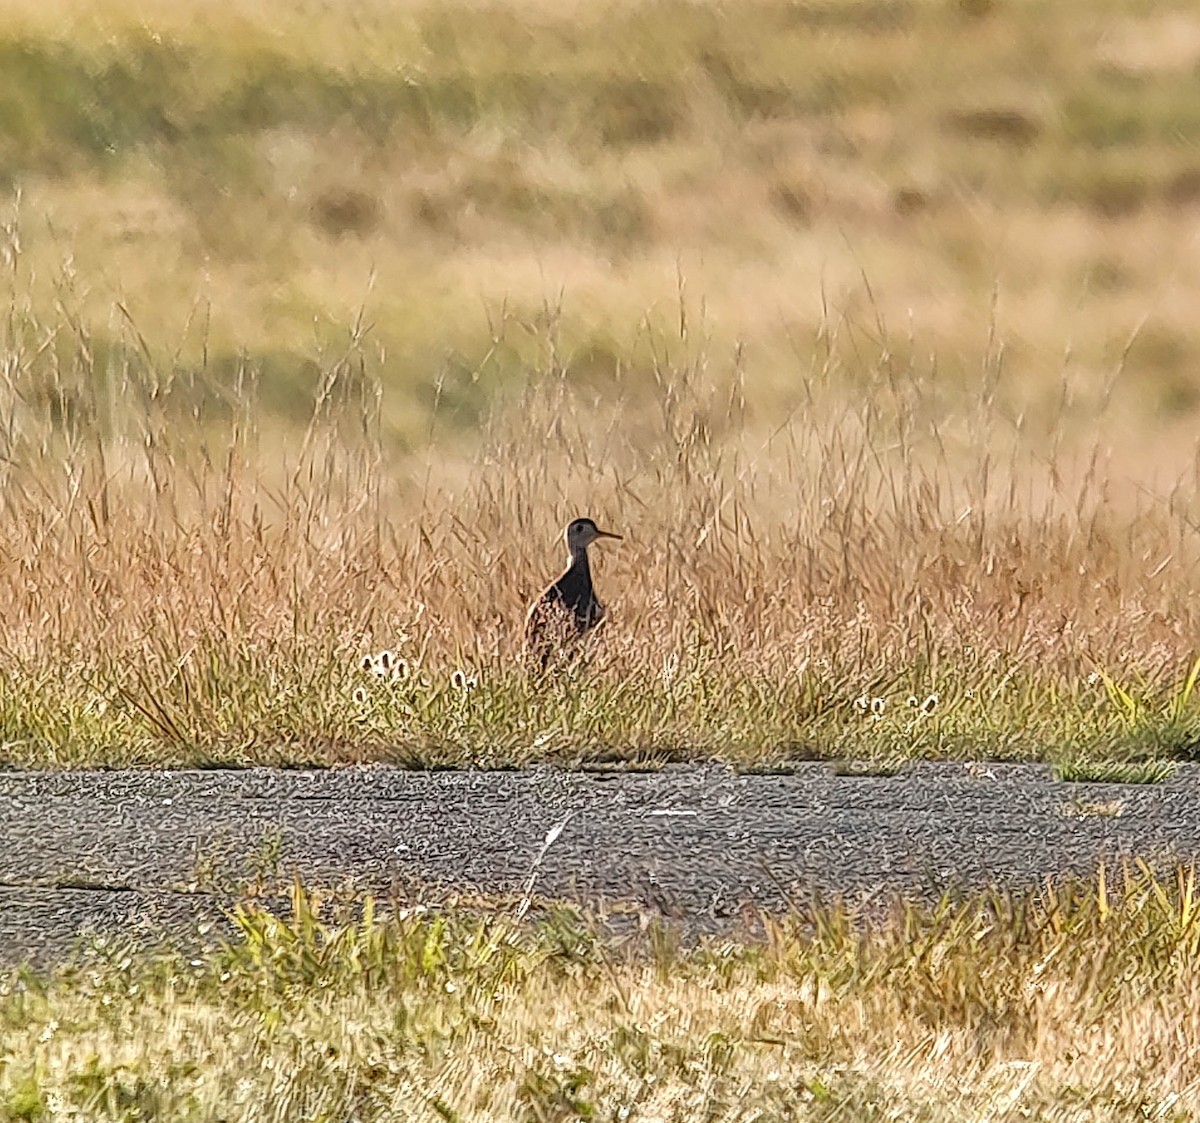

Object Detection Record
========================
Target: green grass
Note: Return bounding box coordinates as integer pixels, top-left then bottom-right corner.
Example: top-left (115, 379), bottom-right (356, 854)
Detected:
top-left (4, 634), bottom-right (1200, 770)
top-left (1054, 759), bottom-right (1177, 785)
top-left (4, 870), bottom-right (1200, 1121)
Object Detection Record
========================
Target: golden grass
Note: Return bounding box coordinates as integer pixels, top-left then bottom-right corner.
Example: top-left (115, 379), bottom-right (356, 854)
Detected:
top-left (0, 0), bottom-right (1197, 764)
top-left (0, 283), bottom-right (1197, 766)
top-left (1, 0), bottom-right (1200, 432)
top-left (5, 870), bottom-right (1200, 1120)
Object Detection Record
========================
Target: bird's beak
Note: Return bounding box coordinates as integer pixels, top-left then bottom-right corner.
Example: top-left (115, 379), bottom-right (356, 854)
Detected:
top-left (597, 529), bottom-right (623, 541)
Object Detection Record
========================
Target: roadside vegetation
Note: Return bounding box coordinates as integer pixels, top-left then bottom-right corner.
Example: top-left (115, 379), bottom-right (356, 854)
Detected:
top-left (1, 302), bottom-right (1198, 769)
top-left (3, 868), bottom-right (1199, 1121)
top-left (0, 0), bottom-right (1198, 768)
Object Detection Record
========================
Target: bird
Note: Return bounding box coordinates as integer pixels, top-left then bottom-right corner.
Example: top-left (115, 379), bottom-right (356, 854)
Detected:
top-left (525, 517), bottom-right (622, 666)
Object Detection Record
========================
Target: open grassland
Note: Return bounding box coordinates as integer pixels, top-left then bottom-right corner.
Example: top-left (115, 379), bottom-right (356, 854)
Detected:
top-left (3, 870), bottom-right (1200, 1121)
top-left (3, 300), bottom-right (1200, 768)
top-left (0, 0), bottom-right (1198, 766)
top-left (3, 0), bottom-right (1200, 427)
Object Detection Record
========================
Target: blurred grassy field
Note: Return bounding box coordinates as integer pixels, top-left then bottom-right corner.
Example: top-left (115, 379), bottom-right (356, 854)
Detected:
top-left (3, 0), bottom-right (1200, 436)
top-left (1, 0), bottom-right (1200, 766)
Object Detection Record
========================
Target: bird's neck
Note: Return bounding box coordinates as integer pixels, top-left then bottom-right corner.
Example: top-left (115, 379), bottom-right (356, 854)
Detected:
top-left (566, 546), bottom-right (591, 576)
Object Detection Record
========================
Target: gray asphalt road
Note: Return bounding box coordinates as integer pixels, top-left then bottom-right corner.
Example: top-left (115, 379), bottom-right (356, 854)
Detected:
top-left (3, 762), bottom-right (1198, 965)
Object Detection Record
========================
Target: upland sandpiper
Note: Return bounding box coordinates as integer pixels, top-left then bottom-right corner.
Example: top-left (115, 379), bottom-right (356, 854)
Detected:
top-left (526, 517), bottom-right (622, 665)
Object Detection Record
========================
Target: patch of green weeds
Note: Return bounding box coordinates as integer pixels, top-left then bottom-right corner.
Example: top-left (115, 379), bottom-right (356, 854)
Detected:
top-left (1, 1069), bottom-right (45, 1123)
top-left (1054, 759), bottom-right (1175, 785)
top-left (4, 647), bottom-right (1200, 769)
top-left (6, 868), bottom-right (1200, 1121)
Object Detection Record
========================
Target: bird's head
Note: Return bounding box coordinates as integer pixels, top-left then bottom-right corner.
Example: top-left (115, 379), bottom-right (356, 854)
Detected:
top-left (564, 517), bottom-right (622, 556)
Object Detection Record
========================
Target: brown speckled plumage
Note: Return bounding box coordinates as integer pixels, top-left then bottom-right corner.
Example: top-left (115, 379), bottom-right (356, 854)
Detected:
top-left (526, 517), bottom-right (621, 665)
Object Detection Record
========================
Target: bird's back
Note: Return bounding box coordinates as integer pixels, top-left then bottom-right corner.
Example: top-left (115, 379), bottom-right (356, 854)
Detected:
top-left (525, 556), bottom-right (605, 658)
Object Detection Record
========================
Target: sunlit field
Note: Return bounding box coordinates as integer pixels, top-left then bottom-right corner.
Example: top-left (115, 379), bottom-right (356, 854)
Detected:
top-left (0, 0), bottom-right (1199, 766)
top-left (4, 870), bottom-right (1200, 1121)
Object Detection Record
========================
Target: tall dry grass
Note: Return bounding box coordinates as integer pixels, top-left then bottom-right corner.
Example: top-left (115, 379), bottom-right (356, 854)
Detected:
top-left (0, 248), bottom-right (1198, 765)
top-left (0, 0), bottom-right (1199, 764)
